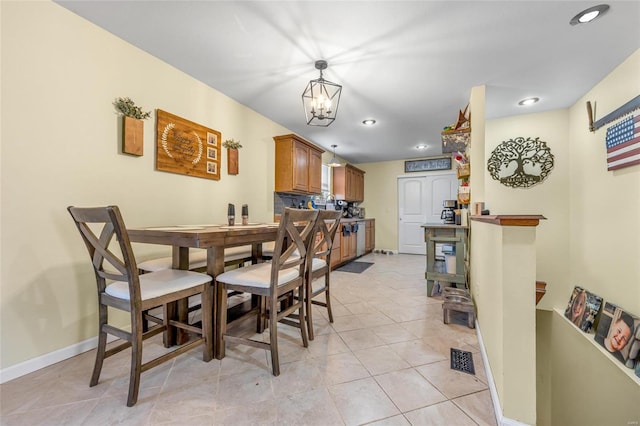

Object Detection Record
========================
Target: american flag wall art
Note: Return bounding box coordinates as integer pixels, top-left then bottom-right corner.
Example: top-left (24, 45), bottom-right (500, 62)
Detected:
top-left (605, 114), bottom-right (640, 171)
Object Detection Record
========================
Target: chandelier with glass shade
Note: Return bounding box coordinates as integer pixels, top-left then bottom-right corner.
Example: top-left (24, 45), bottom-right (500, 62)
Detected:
top-left (302, 60), bottom-right (342, 127)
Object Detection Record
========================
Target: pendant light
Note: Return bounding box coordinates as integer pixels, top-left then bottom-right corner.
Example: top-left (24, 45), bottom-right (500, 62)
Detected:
top-left (328, 144), bottom-right (342, 167)
top-left (302, 60), bottom-right (342, 127)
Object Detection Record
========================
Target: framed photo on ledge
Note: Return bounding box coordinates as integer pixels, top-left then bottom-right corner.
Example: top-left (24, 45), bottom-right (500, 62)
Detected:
top-left (563, 285), bottom-right (602, 332)
top-left (594, 302), bottom-right (640, 368)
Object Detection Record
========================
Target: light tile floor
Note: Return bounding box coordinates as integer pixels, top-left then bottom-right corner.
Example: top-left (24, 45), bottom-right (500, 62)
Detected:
top-left (0, 253), bottom-right (496, 425)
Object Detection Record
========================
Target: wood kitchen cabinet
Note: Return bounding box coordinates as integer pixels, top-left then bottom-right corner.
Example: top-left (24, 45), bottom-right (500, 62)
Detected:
top-left (332, 164), bottom-right (365, 202)
top-left (339, 223), bottom-right (357, 263)
top-left (330, 219), bottom-right (375, 270)
top-left (365, 219), bottom-right (375, 253)
top-left (331, 227), bottom-right (341, 269)
top-left (274, 134), bottom-right (324, 194)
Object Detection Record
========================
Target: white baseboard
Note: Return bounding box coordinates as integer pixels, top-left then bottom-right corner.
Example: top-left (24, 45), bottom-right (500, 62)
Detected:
top-left (0, 334), bottom-right (117, 384)
top-left (476, 321), bottom-right (531, 426)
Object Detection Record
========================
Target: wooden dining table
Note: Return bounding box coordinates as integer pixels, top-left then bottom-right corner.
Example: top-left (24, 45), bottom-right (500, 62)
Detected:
top-left (127, 223), bottom-right (280, 358)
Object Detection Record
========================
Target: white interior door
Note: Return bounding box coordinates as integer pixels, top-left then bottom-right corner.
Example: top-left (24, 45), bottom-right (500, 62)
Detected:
top-left (398, 177), bottom-right (427, 254)
top-left (425, 173), bottom-right (458, 223)
top-left (398, 173), bottom-right (457, 254)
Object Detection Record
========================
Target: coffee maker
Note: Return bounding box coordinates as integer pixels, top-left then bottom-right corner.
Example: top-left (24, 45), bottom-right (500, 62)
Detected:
top-left (346, 202), bottom-right (361, 219)
top-left (441, 200), bottom-right (457, 224)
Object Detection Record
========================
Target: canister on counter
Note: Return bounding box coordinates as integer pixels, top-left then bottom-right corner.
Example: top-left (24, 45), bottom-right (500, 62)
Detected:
top-left (473, 202), bottom-right (485, 216)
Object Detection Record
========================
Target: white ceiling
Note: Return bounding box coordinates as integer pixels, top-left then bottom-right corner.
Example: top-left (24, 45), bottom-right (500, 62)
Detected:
top-left (55, 1), bottom-right (640, 164)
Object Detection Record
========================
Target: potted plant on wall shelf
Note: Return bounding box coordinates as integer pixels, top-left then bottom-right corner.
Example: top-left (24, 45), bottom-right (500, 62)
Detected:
top-left (223, 138), bottom-right (242, 175)
top-left (113, 97), bottom-right (151, 156)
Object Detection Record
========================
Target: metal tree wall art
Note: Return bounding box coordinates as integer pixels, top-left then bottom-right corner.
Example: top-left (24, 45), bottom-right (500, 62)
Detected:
top-left (487, 137), bottom-right (554, 188)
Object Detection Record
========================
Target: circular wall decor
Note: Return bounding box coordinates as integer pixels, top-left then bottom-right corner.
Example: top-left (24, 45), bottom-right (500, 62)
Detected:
top-left (161, 122), bottom-right (203, 165)
top-left (487, 136), bottom-right (554, 188)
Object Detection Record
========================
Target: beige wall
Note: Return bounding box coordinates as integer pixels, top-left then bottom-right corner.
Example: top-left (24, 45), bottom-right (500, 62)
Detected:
top-left (480, 50), bottom-right (640, 424)
top-left (546, 49), bottom-right (640, 425)
top-left (0, 1), bottom-right (292, 369)
top-left (543, 310), bottom-right (639, 426)
top-left (358, 160), bottom-right (404, 251)
top-left (472, 222), bottom-right (538, 424)
top-left (469, 85), bottom-right (486, 204)
top-left (568, 50), bottom-right (640, 313)
top-left (485, 109), bottom-right (571, 311)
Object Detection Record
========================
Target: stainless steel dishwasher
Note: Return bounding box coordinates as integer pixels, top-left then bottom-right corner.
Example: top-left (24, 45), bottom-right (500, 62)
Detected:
top-left (356, 221), bottom-right (366, 257)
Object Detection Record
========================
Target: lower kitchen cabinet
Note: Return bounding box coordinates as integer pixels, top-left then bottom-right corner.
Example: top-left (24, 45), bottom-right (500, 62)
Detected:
top-left (340, 224), bottom-right (356, 263)
top-left (331, 228), bottom-right (341, 269)
top-left (332, 218), bottom-right (375, 270)
top-left (365, 219), bottom-right (375, 253)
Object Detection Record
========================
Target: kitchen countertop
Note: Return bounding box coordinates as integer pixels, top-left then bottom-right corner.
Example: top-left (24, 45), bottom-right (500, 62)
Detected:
top-left (273, 214), bottom-right (374, 222)
top-left (340, 217), bottom-right (373, 222)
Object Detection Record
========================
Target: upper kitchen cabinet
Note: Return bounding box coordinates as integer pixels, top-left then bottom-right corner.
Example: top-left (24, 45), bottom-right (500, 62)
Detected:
top-left (333, 164), bottom-right (365, 202)
top-left (274, 134), bottom-right (325, 194)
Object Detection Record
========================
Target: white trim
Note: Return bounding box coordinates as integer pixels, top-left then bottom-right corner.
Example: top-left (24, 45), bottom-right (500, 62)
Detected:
top-left (476, 320), bottom-right (532, 426)
top-left (0, 334), bottom-right (117, 384)
top-left (397, 170), bottom-right (457, 179)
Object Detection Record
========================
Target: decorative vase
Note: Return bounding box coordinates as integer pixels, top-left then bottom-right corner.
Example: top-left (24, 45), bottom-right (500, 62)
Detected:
top-left (123, 116), bottom-right (144, 156)
top-left (227, 147), bottom-right (239, 175)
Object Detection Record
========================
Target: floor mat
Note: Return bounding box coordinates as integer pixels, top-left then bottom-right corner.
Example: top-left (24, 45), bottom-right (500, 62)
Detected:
top-left (336, 261), bottom-right (374, 273)
top-left (450, 348), bottom-right (475, 374)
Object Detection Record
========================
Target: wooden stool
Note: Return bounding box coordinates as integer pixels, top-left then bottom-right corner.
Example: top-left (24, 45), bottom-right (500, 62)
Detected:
top-left (443, 287), bottom-right (469, 297)
top-left (443, 293), bottom-right (475, 329)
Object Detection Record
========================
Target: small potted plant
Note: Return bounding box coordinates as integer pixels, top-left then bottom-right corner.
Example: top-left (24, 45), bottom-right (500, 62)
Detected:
top-left (113, 97), bottom-right (151, 156)
top-left (223, 138), bottom-right (242, 175)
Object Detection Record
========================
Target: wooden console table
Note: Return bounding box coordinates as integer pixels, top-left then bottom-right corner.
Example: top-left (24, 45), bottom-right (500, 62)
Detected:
top-left (421, 223), bottom-right (468, 296)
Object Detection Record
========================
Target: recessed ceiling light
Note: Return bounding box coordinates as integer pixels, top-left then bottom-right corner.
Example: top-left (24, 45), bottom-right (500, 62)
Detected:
top-left (518, 97), bottom-right (540, 106)
top-left (570, 4), bottom-right (609, 25)
top-left (362, 119), bottom-right (376, 126)
top-left (416, 144), bottom-right (427, 150)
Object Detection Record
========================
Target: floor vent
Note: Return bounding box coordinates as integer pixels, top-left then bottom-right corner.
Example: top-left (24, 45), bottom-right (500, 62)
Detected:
top-left (450, 348), bottom-right (475, 375)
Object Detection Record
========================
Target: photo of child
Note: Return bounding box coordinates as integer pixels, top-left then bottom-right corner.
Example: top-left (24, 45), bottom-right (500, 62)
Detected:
top-left (563, 286), bottom-right (602, 332)
top-left (594, 302), bottom-right (639, 367)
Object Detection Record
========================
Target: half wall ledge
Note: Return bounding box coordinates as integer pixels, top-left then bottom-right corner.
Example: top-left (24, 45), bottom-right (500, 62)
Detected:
top-left (470, 214), bottom-right (546, 227)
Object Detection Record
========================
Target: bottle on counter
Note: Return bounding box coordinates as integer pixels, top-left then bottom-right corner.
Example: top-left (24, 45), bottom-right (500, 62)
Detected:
top-left (227, 203), bottom-right (235, 226)
top-left (241, 204), bottom-right (249, 225)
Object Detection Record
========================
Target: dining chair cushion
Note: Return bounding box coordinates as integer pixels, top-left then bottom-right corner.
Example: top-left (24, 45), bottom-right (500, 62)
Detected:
top-left (105, 269), bottom-right (212, 301)
top-left (138, 251), bottom-right (207, 272)
top-left (310, 257), bottom-right (328, 272)
top-left (138, 246), bottom-right (252, 272)
top-left (261, 241), bottom-right (276, 257)
top-left (216, 262), bottom-right (300, 289)
top-left (224, 245), bottom-right (252, 262)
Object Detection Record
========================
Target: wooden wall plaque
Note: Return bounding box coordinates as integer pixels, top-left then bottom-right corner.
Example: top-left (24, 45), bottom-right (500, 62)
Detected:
top-left (156, 109), bottom-right (221, 180)
top-left (227, 148), bottom-right (239, 175)
top-left (123, 116), bottom-right (144, 156)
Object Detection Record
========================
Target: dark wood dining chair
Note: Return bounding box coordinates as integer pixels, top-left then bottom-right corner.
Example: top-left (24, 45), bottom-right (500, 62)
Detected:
top-left (67, 205), bottom-right (213, 406)
top-left (305, 209), bottom-right (342, 340)
top-left (214, 208), bottom-right (318, 375)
